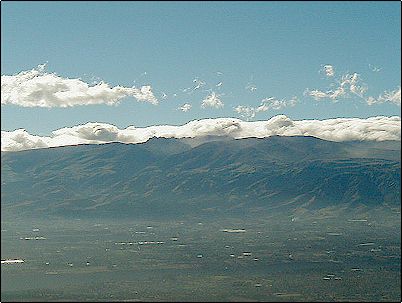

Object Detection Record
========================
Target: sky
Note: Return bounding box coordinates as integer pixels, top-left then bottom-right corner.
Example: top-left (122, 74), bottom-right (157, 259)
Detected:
top-left (1, 1), bottom-right (401, 150)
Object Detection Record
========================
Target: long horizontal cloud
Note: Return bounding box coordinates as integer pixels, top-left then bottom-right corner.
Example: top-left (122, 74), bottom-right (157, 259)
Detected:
top-left (2, 115), bottom-right (400, 152)
top-left (1, 65), bottom-right (158, 107)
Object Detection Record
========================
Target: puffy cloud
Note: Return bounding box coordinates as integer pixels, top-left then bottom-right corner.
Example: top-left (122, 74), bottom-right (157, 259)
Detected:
top-left (367, 87), bottom-right (401, 106)
top-left (1, 129), bottom-right (50, 152)
top-left (235, 96), bottom-right (298, 120)
top-left (1, 64), bottom-right (158, 107)
top-left (178, 103), bottom-right (192, 112)
top-left (305, 72), bottom-right (367, 102)
top-left (201, 92), bottom-right (224, 109)
top-left (52, 123), bottom-right (121, 142)
top-left (322, 65), bottom-right (335, 77)
top-left (2, 115), bottom-right (400, 152)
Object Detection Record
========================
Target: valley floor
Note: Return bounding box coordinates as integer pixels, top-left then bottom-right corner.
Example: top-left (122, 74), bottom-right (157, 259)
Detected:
top-left (1, 209), bottom-right (401, 302)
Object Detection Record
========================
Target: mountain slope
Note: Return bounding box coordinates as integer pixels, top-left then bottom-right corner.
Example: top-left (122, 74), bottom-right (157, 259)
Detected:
top-left (1, 136), bottom-right (400, 218)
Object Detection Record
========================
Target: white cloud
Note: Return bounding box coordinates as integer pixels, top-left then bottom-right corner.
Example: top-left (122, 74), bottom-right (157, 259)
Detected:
top-left (259, 96), bottom-right (298, 110)
top-left (367, 87), bottom-right (401, 106)
top-left (305, 72), bottom-right (367, 102)
top-left (234, 105), bottom-right (257, 120)
top-left (345, 73), bottom-right (367, 98)
top-left (235, 96), bottom-right (298, 120)
top-left (245, 84), bottom-right (257, 92)
top-left (192, 78), bottom-right (206, 91)
top-left (322, 65), bottom-right (335, 77)
top-left (178, 103), bottom-right (192, 112)
top-left (305, 89), bottom-right (335, 101)
top-left (369, 64), bottom-right (382, 73)
top-left (1, 64), bottom-right (158, 107)
top-left (1, 129), bottom-right (50, 152)
top-left (2, 115), bottom-right (400, 152)
top-left (201, 92), bottom-right (224, 109)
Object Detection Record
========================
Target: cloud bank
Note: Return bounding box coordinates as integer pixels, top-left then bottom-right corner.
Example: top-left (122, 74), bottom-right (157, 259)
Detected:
top-left (1, 65), bottom-right (158, 107)
top-left (2, 115), bottom-right (400, 152)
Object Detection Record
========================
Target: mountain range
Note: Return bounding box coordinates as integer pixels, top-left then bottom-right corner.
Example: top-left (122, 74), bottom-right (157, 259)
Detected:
top-left (1, 136), bottom-right (400, 219)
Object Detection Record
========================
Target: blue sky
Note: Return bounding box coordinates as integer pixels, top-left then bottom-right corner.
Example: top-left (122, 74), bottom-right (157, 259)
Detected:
top-left (1, 1), bottom-right (401, 135)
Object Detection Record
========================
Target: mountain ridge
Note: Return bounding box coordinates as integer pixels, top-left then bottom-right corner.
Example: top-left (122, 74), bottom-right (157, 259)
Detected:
top-left (1, 136), bottom-right (400, 219)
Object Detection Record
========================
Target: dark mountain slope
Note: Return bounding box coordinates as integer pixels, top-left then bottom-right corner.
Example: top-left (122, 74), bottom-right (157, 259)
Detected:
top-left (1, 136), bottom-right (400, 218)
